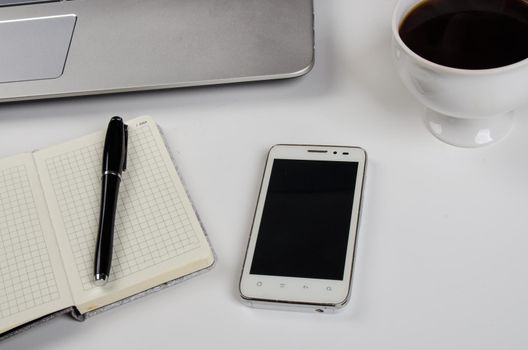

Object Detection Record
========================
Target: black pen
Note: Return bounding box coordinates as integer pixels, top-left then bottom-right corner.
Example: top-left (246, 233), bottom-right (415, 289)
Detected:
top-left (94, 116), bottom-right (128, 286)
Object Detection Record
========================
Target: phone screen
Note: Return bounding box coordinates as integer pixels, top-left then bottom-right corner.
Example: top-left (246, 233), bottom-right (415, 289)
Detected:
top-left (250, 159), bottom-right (358, 281)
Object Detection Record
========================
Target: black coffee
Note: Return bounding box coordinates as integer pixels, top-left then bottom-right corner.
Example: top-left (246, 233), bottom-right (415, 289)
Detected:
top-left (399, 0), bottom-right (528, 70)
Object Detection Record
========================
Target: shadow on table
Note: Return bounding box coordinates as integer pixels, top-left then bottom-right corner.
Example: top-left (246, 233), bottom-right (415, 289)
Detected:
top-left (1, 316), bottom-right (82, 350)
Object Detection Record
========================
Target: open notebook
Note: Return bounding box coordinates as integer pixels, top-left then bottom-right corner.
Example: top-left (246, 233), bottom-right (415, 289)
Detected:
top-left (0, 116), bottom-right (215, 338)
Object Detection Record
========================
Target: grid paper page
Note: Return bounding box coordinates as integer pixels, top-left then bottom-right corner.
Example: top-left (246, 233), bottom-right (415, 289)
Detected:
top-left (34, 118), bottom-right (209, 306)
top-left (0, 155), bottom-right (71, 333)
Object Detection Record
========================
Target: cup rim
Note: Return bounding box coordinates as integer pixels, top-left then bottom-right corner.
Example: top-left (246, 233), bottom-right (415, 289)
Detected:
top-left (392, 0), bottom-right (528, 75)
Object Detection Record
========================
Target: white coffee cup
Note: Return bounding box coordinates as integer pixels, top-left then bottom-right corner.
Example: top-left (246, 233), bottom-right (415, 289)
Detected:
top-left (392, 0), bottom-right (528, 147)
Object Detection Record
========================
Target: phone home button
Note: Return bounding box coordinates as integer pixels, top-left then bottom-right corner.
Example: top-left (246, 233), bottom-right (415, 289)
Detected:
top-left (256, 281), bottom-right (263, 287)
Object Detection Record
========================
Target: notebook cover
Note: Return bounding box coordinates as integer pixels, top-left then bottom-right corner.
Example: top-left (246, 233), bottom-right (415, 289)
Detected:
top-left (71, 255), bottom-right (215, 321)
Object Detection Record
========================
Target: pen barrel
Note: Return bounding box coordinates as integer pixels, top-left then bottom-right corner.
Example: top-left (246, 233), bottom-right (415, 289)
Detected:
top-left (94, 174), bottom-right (121, 279)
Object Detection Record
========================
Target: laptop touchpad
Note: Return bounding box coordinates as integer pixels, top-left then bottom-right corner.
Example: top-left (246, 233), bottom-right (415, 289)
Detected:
top-left (0, 14), bottom-right (76, 83)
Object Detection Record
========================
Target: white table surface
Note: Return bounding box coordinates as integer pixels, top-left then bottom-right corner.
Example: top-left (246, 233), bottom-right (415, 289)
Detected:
top-left (2, 1), bottom-right (528, 349)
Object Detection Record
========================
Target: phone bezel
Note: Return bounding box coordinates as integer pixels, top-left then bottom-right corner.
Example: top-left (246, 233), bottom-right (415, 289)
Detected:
top-left (239, 144), bottom-right (366, 309)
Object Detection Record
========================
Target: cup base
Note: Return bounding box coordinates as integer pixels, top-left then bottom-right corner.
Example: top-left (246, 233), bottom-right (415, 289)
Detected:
top-left (423, 109), bottom-right (514, 148)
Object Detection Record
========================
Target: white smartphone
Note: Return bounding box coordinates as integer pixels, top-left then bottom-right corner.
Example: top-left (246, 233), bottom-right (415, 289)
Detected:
top-left (239, 144), bottom-right (366, 313)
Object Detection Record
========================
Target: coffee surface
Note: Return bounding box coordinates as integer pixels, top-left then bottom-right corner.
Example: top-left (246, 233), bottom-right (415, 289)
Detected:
top-left (399, 0), bottom-right (528, 70)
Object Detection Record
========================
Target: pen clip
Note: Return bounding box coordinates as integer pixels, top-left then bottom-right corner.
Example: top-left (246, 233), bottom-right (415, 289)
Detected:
top-left (123, 124), bottom-right (128, 172)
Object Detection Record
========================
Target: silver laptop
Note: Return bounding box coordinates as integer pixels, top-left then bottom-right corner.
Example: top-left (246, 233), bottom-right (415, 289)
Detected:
top-left (0, 0), bottom-right (314, 102)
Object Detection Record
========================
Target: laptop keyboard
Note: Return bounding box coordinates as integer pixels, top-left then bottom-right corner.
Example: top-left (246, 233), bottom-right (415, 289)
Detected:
top-left (0, 0), bottom-right (60, 7)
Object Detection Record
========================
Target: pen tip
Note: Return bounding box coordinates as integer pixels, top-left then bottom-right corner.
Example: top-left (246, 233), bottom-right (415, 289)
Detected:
top-left (94, 273), bottom-right (108, 286)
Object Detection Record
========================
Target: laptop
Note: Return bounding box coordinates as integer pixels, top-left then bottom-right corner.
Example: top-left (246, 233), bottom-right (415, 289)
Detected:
top-left (0, 0), bottom-right (314, 102)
